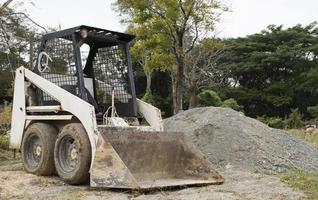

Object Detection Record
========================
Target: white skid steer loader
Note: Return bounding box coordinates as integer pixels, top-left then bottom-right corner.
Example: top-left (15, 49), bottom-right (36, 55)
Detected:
top-left (10, 25), bottom-right (224, 190)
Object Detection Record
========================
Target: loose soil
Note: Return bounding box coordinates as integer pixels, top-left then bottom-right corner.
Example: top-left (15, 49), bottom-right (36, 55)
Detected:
top-left (1, 107), bottom-right (316, 199)
top-left (0, 150), bottom-right (305, 200)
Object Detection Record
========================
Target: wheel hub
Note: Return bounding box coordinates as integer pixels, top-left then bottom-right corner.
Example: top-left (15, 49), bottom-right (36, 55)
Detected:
top-left (35, 145), bottom-right (42, 156)
top-left (70, 148), bottom-right (78, 160)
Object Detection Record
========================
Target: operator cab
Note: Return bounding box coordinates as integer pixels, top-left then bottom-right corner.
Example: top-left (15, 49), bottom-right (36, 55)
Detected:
top-left (34, 25), bottom-right (137, 120)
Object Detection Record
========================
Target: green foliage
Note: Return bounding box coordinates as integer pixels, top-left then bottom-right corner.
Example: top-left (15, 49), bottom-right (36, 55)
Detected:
top-left (221, 98), bottom-right (240, 111)
top-left (142, 89), bottom-right (171, 117)
top-left (0, 2), bottom-right (38, 99)
top-left (6, 82), bottom-right (13, 96)
top-left (115, 0), bottom-right (227, 113)
top-left (197, 90), bottom-right (222, 107)
top-left (307, 105), bottom-right (318, 119)
top-left (281, 169), bottom-right (318, 200)
top-left (257, 108), bottom-right (305, 129)
top-left (0, 104), bottom-right (11, 135)
top-left (0, 104), bottom-right (11, 125)
top-left (0, 135), bottom-right (9, 150)
top-left (285, 108), bottom-right (304, 129)
top-left (219, 23), bottom-right (318, 118)
top-left (257, 116), bottom-right (286, 129)
top-left (141, 89), bottom-right (157, 106)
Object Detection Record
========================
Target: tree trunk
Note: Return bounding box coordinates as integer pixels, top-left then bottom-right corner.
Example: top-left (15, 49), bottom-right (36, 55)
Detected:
top-left (171, 74), bottom-right (178, 114)
top-left (171, 35), bottom-right (185, 114)
top-left (172, 60), bottom-right (184, 114)
top-left (188, 83), bottom-right (197, 109)
top-left (145, 70), bottom-right (152, 92)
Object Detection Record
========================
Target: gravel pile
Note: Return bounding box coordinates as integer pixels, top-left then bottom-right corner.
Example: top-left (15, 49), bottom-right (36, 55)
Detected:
top-left (164, 107), bottom-right (318, 173)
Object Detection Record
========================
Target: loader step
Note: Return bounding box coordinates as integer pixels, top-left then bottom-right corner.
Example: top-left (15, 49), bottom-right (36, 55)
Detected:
top-left (25, 115), bottom-right (73, 120)
top-left (26, 106), bottom-right (61, 113)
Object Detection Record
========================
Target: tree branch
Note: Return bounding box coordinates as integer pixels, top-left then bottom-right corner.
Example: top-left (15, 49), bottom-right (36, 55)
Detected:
top-left (178, 0), bottom-right (195, 36)
top-left (0, 0), bottom-right (14, 13)
top-left (185, 22), bottom-right (198, 54)
top-left (4, 12), bottom-right (47, 33)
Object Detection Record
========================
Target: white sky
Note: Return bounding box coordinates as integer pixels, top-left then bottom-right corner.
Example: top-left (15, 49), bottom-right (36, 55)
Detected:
top-left (17, 0), bottom-right (318, 38)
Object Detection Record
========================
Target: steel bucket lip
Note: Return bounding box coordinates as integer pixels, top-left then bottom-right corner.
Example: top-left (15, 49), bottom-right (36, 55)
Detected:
top-left (91, 178), bottom-right (224, 190)
top-left (136, 177), bottom-right (224, 190)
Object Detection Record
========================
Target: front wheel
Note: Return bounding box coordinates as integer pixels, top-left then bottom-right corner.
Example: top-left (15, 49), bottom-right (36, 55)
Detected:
top-left (54, 123), bottom-right (91, 185)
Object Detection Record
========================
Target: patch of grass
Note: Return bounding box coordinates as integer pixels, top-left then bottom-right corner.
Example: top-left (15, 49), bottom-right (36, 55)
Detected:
top-left (281, 169), bottom-right (318, 200)
top-left (0, 104), bottom-right (11, 135)
top-left (0, 135), bottom-right (9, 150)
top-left (287, 129), bottom-right (318, 148)
top-left (0, 148), bottom-right (21, 170)
top-left (0, 104), bottom-right (11, 124)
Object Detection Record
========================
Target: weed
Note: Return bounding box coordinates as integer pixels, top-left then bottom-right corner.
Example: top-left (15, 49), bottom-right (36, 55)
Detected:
top-left (287, 129), bottom-right (318, 148)
top-left (0, 104), bottom-right (11, 135)
top-left (281, 169), bottom-right (318, 200)
top-left (0, 135), bottom-right (9, 150)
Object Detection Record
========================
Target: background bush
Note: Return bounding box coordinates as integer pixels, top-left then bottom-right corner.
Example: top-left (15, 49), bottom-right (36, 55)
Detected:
top-left (0, 135), bottom-right (9, 150)
top-left (197, 90), bottom-right (222, 107)
top-left (221, 98), bottom-right (240, 111)
top-left (257, 108), bottom-right (305, 129)
top-left (0, 104), bottom-right (11, 135)
top-left (142, 90), bottom-right (171, 117)
top-left (285, 108), bottom-right (304, 129)
top-left (257, 116), bottom-right (286, 129)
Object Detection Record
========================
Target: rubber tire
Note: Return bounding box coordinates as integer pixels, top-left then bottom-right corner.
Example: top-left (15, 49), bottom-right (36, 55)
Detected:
top-left (21, 122), bottom-right (57, 175)
top-left (54, 123), bottom-right (91, 185)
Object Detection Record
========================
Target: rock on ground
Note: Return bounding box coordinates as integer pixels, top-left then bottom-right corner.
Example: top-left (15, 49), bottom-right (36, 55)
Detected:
top-left (164, 107), bottom-right (318, 173)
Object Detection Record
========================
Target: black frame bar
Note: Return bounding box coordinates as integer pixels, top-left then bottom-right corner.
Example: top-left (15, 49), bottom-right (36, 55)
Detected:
top-left (33, 25), bottom-right (138, 117)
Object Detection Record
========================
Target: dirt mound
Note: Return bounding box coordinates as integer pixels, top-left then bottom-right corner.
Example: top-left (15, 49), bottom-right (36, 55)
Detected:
top-left (164, 107), bottom-right (318, 173)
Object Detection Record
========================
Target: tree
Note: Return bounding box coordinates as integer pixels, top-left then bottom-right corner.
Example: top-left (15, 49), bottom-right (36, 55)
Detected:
top-left (185, 38), bottom-right (225, 108)
top-left (219, 23), bottom-right (318, 118)
top-left (115, 0), bottom-right (226, 114)
top-left (128, 26), bottom-right (174, 94)
top-left (0, 1), bottom-right (44, 98)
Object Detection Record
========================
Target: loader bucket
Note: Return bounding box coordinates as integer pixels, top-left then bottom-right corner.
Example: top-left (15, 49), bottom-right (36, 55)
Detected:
top-left (90, 127), bottom-right (224, 190)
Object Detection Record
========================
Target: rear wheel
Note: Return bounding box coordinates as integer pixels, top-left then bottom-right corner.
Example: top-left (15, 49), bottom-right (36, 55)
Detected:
top-left (54, 123), bottom-right (91, 185)
top-left (21, 122), bottom-right (57, 175)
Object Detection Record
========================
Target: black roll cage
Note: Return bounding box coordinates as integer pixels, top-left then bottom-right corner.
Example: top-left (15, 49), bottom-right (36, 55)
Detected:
top-left (34, 25), bottom-right (137, 117)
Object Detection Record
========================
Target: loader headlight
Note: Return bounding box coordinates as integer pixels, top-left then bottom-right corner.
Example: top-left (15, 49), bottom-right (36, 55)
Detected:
top-left (80, 29), bottom-right (88, 39)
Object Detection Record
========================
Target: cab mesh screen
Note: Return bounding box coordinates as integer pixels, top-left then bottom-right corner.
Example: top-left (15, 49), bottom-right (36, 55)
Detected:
top-left (38, 36), bottom-right (79, 103)
top-left (93, 45), bottom-right (132, 109)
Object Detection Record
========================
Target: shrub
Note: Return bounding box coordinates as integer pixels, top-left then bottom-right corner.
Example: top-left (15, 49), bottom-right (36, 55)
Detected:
top-left (258, 108), bottom-right (305, 129)
top-left (307, 105), bottom-right (318, 119)
top-left (142, 90), bottom-right (171, 117)
top-left (0, 104), bottom-right (11, 135)
top-left (197, 90), bottom-right (222, 107)
top-left (141, 89), bottom-right (157, 106)
top-left (285, 108), bottom-right (304, 129)
top-left (257, 115), bottom-right (286, 129)
top-left (221, 98), bottom-right (240, 111)
top-left (0, 135), bottom-right (9, 150)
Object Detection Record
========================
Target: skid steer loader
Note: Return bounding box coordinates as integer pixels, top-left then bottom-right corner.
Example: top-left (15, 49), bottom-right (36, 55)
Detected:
top-left (9, 25), bottom-right (224, 189)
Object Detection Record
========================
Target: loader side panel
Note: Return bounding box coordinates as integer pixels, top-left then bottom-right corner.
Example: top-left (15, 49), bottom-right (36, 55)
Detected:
top-left (10, 68), bottom-right (26, 149)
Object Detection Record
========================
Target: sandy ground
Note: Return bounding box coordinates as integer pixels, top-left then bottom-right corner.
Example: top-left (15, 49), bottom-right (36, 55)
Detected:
top-left (0, 151), bottom-right (305, 200)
